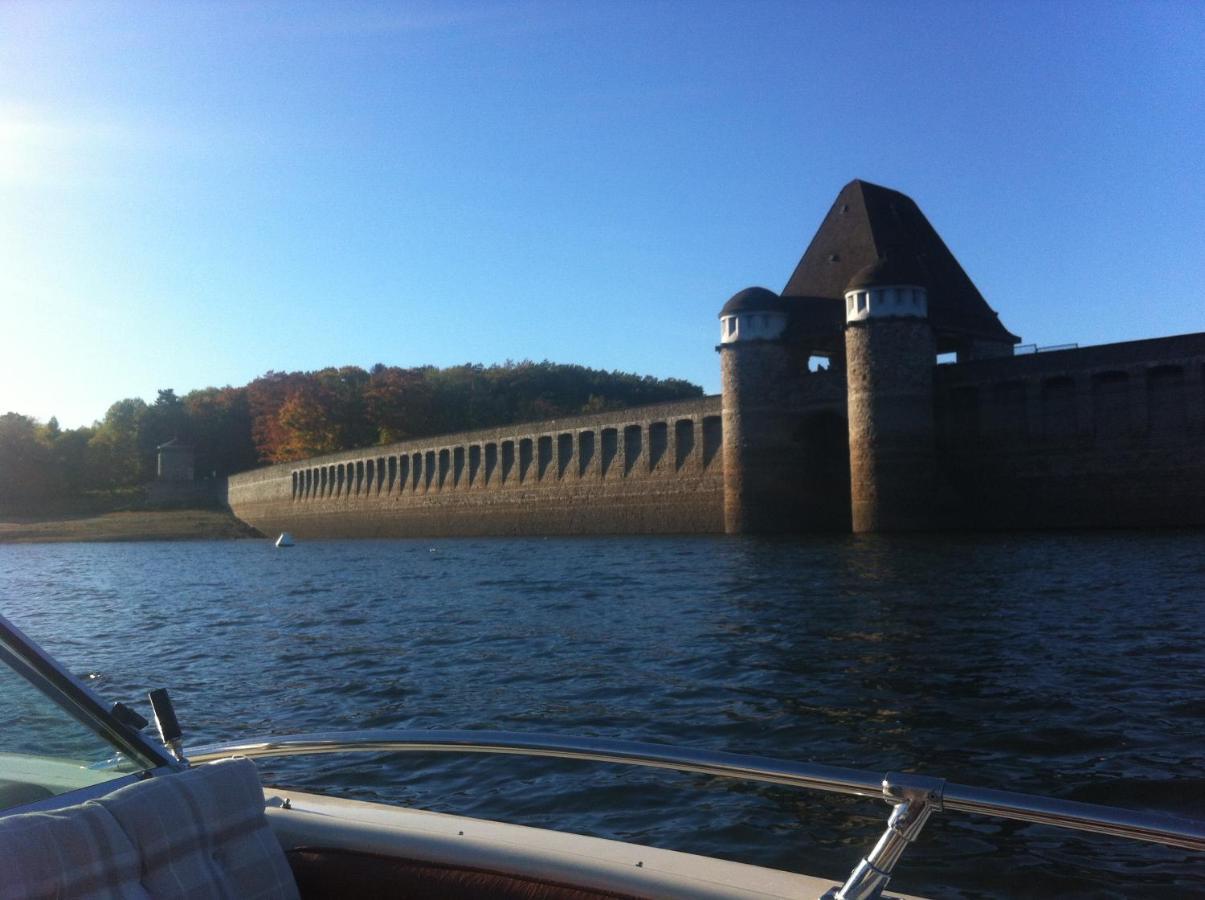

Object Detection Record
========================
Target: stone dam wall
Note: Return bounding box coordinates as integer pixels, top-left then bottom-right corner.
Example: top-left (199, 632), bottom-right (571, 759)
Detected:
top-left (227, 397), bottom-right (724, 538)
top-left (227, 333), bottom-right (1205, 537)
top-left (935, 333), bottom-right (1205, 529)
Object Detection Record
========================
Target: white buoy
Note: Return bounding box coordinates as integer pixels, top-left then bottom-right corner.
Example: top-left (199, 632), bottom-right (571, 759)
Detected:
top-left (275, 532), bottom-right (295, 548)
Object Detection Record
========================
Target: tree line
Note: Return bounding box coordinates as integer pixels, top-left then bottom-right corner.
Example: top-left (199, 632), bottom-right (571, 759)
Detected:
top-left (0, 361), bottom-right (702, 506)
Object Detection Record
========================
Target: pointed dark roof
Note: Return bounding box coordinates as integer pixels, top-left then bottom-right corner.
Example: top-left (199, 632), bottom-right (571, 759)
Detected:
top-left (846, 254), bottom-right (927, 291)
top-left (781, 180), bottom-right (1019, 344)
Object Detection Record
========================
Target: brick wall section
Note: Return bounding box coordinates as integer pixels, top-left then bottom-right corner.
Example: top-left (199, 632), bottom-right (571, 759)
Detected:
top-left (934, 333), bottom-right (1205, 528)
top-left (227, 397), bottom-right (724, 538)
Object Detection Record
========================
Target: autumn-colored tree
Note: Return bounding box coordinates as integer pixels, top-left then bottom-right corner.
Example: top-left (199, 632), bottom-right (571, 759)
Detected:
top-left (246, 371), bottom-right (313, 463)
top-left (271, 385), bottom-right (344, 462)
top-left (5, 361), bottom-right (702, 489)
top-left (363, 365), bottom-right (436, 443)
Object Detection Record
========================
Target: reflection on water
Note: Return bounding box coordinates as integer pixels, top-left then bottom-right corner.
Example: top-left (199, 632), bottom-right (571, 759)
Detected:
top-left (1, 531), bottom-right (1202, 897)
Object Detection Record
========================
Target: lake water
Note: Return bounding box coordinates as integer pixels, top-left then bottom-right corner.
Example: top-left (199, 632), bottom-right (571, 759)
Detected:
top-left (1, 532), bottom-right (1203, 897)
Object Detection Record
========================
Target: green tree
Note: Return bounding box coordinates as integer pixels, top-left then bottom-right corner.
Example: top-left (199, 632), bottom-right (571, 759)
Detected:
top-left (50, 425), bottom-right (95, 494)
top-left (0, 413), bottom-right (58, 506)
top-left (184, 387), bottom-right (256, 478)
top-left (137, 389), bottom-right (189, 480)
top-left (39, 416), bottom-right (62, 443)
top-left (88, 398), bottom-right (148, 487)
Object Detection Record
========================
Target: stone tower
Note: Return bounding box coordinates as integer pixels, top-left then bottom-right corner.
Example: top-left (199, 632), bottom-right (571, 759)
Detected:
top-left (717, 287), bottom-right (798, 533)
top-left (716, 180), bottom-right (1020, 534)
top-left (156, 438), bottom-right (195, 482)
top-left (776, 180), bottom-right (1019, 532)
top-left (843, 258), bottom-right (936, 532)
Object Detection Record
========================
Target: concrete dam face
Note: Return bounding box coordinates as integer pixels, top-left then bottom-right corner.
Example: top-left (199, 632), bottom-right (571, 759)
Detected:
top-left (226, 181), bottom-right (1205, 537)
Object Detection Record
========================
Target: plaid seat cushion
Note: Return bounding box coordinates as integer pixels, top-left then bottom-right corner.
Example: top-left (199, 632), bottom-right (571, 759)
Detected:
top-left (0, 759), bottom-right (298, 900)
top-left (0, 800), bottom-right (148, 900)
top-left (95, 758), bottom-right (299, 900)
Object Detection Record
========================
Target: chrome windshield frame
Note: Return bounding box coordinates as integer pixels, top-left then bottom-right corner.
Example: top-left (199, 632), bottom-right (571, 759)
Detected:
top-left (0, 613), bottom-right (177, 771)
top-left (188, 729), bottom-right (1205, 854)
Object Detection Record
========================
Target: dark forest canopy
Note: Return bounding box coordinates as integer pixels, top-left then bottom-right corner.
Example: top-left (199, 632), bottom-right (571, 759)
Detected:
top-left (0, 361), bottom-right (702, 505)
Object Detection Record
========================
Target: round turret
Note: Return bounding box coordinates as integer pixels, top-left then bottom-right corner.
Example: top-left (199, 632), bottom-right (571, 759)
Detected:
top-left (716, 287), bottom-right (801, 533)
top-left (843, 257), bottom-right (928, 323)
top-left (719, 287), bottom-right (789, 344)
top-left (843, 256), bottom-right (936, 533)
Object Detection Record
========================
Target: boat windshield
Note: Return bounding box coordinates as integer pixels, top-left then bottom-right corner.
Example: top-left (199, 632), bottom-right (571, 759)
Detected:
top-left (0, 660), bottom-right (151, 811)
top-left (0, 622), bottom-right (167, 813)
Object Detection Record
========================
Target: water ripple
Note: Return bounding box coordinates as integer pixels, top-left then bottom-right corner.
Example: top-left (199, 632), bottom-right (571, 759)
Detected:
top-left (0, 532), bottom-right (1202, 897)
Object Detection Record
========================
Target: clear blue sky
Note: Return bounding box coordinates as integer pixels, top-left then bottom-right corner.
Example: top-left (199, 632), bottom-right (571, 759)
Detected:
top-left (2, 1), bottom-right (1202, 428)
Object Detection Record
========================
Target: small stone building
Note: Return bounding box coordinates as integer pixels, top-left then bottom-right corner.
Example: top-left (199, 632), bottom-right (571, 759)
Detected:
top-left (156, 439), bottom-right (195, 482)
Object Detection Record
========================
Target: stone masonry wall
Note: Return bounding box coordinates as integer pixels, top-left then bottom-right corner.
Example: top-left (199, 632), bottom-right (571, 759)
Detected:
top-left (846, 318), bottom-right (936, 532)
top-left (934, 333), bottom-right (1205, 529)
top-left (720, 342), bottom-right (849, 533)
top-left (227, 397), bottom-right (724, 538)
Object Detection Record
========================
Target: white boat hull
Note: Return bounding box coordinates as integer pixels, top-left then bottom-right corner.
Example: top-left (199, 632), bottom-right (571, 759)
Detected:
top-left (263, 786), bottom-right (925, 899)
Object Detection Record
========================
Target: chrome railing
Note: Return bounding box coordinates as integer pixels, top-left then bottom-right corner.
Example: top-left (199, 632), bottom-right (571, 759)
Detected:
top-left (0, 614), bottom-right (177, 771)
top-left (189, 729), bottom-right (1205, 899)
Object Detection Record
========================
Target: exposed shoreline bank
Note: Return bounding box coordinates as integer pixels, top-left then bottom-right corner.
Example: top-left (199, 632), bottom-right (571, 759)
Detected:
top-left (0, 508), bottom-right (262, 543)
